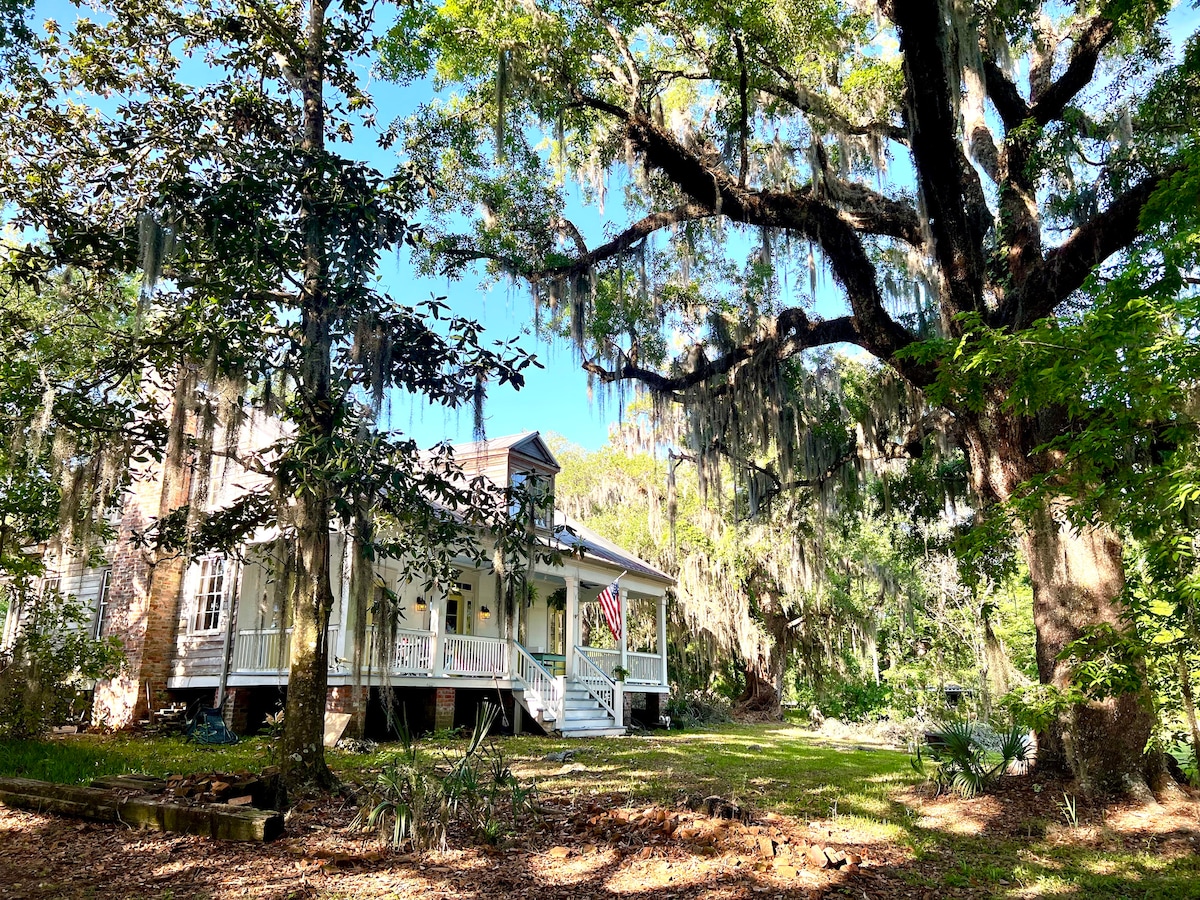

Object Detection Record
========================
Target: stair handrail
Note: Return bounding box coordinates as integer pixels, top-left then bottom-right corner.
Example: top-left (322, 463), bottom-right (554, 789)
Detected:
top-left (572, 647), bottom-right (618, 720)
top-left (514, 642), bottom-right (563, 722)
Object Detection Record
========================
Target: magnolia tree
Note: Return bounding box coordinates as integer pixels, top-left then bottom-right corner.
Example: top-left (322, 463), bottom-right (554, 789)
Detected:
top-left (0, 0), bottom-right (542, 788)
top-left (384, 0), bottom-right (1200, 792)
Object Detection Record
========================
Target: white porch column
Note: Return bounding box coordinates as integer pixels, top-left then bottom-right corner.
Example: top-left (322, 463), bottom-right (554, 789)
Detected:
top-left (618, 585), bottom-right (629, 675)
top-left (563, 573), bottom-right (580, 675)
top-left (430, 593), bottom-right (446, 677)
top-left (335, 532), bottom-right (353, 668)
top-left (615, 585), bottom-right (629, 727)
top-left (658, 593), bottom-right (669, 687)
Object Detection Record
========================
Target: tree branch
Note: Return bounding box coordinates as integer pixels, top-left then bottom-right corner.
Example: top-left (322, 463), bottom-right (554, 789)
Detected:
top-left (583, 308), bottom-right (862, 395)
top-left (756, 72), bottom-right (908, 143)
top-left (1029, 16), bottom-right (1116, 126)
top-left (981, 57), bottom-right (1031, 130)
top-left (893, 0), bottom-right (988, 317)
top-left (1002, 170), bottom-right (1171, 328)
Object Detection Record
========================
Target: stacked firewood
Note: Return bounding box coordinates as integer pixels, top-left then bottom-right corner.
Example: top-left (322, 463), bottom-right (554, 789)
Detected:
top-left (162, 768), bottom-right (282, 808)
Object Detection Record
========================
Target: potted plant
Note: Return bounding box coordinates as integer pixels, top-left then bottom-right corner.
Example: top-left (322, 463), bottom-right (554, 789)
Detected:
top-left (611, 666), bottom-right (631, 682)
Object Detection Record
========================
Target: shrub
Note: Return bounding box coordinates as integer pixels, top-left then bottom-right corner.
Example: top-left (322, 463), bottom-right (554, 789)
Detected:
top-left (0, 586), bottom-right (124, 738)
top-left (664, 690), bottom-right (733, 728)
top-left (352, 703), bottom-right (535, 850)
top-left (817, 679), bottom-right (893, 723)
top-left (911, 720), bottom-right (1031, 798)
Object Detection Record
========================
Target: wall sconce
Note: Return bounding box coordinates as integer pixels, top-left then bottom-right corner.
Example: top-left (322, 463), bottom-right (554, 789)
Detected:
top-left (479, 605), bottom-right (491, 620)
top-left (413, 596), bottom-right (428, 611)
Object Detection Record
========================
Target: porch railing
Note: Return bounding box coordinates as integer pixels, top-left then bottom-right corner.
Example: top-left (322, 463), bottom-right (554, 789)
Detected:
top-left (391, 628), bottom-right (434, 674)
top-left (442, 634), bottom-right (509, 677)
top-left (231, 625), bottom-right (341, 673)
top-left (513, 643), bottom-right (562, 723)
top-left (626, 652), bottom-right (661, 684)
top-left (572, 647), bottom-right (617, 719)
top-left (581, 647), bottom-right (664, 685)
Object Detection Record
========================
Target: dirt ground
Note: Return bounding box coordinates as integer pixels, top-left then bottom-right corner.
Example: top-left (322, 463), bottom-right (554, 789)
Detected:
top-left (1, 777), bottom-right (1198, 899)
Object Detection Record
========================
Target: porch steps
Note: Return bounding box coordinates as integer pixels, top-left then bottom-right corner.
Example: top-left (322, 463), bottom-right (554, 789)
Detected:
top-left (555, 686), bottom-right (623, 738)
top-left (513, 680), bottom-right (625, 737)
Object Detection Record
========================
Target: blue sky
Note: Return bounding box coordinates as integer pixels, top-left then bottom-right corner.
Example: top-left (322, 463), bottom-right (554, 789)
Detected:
top-left (381, 1), bottom-right (1200, 451)
top-left (33, 0), bottom-right (1200, 453)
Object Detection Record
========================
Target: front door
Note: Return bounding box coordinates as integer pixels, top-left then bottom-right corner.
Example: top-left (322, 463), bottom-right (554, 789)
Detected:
top-left (444, 581), bottom-right (473, 635)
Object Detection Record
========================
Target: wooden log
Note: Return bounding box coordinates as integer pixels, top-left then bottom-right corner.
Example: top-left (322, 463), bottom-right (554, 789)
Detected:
top-left (0, 779), bottom-right (121, 823)
top-left (91, 775), bottom-right (169, 793)
top-left (0, 777), bottom-right (282, 842)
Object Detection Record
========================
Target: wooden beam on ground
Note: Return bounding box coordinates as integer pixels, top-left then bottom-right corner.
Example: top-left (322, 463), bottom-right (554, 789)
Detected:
top-left (0, 777), bottom-right (283, 841)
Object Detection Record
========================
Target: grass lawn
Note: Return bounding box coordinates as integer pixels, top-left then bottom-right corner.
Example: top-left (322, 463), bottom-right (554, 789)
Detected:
top-left (2, 723), bottom-right (1199, 899)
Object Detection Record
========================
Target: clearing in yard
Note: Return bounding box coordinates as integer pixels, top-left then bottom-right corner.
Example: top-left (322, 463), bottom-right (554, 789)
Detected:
top-left (1, 723), bottom-right (1198, 899)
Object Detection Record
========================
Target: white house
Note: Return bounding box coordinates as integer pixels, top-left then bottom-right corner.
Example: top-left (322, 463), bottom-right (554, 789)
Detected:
top-left (2, 430), bottom-right (673, 738)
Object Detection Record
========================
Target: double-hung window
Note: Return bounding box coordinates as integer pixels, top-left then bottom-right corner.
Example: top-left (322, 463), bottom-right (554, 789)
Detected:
top-left (93, 569), bottom-right (111, 639)
top-left (194, 557), bottom-right (227, 633)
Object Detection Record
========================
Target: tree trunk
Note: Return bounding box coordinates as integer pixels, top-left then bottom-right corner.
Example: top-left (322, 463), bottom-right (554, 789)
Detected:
top-left (961, 403), bottom-right (1158, 794)
top-left (736, 657), bottom-right (782, 718)
top-left (280, 0), bottom-right (335, 791)
top-left (1020, 501), bottom-right (1157, 793)
top-left (281, 497), bottom-right (336, 789)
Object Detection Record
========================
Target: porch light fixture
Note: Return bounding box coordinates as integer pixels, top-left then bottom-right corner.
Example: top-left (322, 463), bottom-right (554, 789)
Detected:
top-left (479, 605), bottom-right (491, 620)
top-left (413, 596), bottom-right (428, 611)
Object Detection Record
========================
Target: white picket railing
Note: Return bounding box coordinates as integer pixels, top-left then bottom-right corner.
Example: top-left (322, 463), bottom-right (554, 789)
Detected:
top-left (442, 634), bottom-right (509, 677)
top-left (582, 647), bottom-right (619, 674)
top-left (581, 647), bottom-right (664, 685)
top-left (513, 643), bottom-right (563, 722)
top-left (391, 629), bottom-right (434, 674)
top-left (232, 626), bottom-right (341, 673)
top-left (627, 652), bottom-right (661, 684)
top-left (572, 648), bottom-right (617, 719)
top-left (232, 628), bottom-right (288, 672)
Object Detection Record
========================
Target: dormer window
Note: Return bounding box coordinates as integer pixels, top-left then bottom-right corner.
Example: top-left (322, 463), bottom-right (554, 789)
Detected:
top-left (510, 470), bottom-right (553, 528)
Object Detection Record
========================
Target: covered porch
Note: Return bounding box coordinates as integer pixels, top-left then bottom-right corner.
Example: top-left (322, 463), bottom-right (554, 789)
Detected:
top-left (224, 550), bottom-right (671, 735)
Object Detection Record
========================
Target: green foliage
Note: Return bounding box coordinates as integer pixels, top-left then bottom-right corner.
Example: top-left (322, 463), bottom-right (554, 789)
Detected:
top-left (0, 586), bottom-right (124, 738)
top-left (0, 273), bottom-right (148, 574)
top-left (352, 703), bottom-right (535, 850)
top-left (999, 683), bottom-right (1085, 734)
top-left (911, 721), bottom-right (1031, 798)
top-left (813, 678), bottom-right (892, 723)
top-left (663, 690), bottom-right (734, 728)
top-left (1058, 624), bottom-right (1146, 700)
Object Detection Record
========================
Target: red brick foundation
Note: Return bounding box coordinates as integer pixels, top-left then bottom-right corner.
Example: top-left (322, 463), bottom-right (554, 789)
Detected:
top-left (327, 685), bottom-right (368, 739)
top-left (221, 687), bottom-right (252, 735)
top-left (434, 687), bottom-right (456, 732)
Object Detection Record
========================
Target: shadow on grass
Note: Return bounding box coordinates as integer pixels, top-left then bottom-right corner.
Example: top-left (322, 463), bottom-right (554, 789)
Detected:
top-left (3, 725), bottom-right (1200, 899)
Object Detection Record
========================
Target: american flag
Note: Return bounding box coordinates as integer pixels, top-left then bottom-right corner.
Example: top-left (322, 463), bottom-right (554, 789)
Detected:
top-left (597, 580), bottom-right (621, 642)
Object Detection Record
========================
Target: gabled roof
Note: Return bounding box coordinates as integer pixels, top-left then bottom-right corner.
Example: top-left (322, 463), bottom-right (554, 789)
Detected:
top-left (553, 512), bottom-right (674, 585)
top-left (452, 431), bottom-right (560, 473)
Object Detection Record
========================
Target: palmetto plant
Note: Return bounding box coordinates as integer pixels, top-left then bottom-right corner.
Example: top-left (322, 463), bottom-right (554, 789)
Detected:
top-left (912, 721), bottom-right (1032, 798)
top-left (352, 702), bottom-right (535, 850)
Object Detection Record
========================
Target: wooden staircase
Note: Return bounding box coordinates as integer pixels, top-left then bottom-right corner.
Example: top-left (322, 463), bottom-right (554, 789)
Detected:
top-left (555, 682), bottom-right (624, 738)
top-left (512, 643), bottom-right (624, 738)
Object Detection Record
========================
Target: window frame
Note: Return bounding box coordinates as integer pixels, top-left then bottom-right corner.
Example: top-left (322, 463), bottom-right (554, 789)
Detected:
top-left (93, 569), bottom-right (112, 639)
top-left (192, 557), bottom-right (227, 635)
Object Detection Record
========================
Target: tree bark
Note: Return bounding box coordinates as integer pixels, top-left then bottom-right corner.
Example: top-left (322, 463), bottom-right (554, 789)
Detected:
top-left (280, 0), bottom-right (336, 791)
top-left (736, 657), bottom-right (783, 719)
top-left (960, 402), bottom-right (1158, 793)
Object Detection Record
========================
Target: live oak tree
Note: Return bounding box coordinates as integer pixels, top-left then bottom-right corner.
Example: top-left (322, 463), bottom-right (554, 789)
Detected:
top-left (385, 0), bottom-right (1200, 791)
top-left (0, 0), bottom-right (539, 788)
